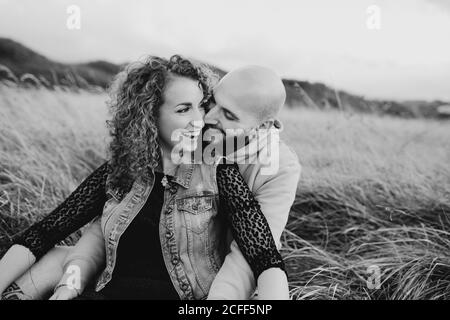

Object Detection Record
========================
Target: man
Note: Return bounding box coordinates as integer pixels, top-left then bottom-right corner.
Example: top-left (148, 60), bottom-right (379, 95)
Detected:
top-left (203, 65), bottom-right (301, 299)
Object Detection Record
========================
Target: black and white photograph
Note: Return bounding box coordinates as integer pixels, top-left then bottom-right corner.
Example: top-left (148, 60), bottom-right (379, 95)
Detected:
top-left (0, 0), bottom-right (449, 306)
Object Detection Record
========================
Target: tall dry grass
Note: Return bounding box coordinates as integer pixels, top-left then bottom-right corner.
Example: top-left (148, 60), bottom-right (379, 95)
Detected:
top-left (280, 108), bottom-right (450, 299)
top-left (1, 85), bottom-right (449, 299)
top-left (0, 85), bottom-right (108, 242)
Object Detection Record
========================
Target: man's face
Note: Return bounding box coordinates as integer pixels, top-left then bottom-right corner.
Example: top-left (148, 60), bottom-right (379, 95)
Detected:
top-left (202, 84), bottom-right (263, 155)
top-left (203, 88), bottom-right (261, 132)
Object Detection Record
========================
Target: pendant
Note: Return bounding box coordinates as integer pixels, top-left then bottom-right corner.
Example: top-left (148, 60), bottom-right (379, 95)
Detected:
top-left (161, 175), bottom-right (169, 187)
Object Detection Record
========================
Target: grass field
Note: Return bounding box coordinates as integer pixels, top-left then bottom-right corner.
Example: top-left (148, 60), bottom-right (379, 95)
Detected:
top-left (1, 85), bottom-right (449, 299)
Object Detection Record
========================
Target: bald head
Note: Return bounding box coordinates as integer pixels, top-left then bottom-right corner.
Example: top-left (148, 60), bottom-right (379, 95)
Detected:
top-left (213, 65), bottom-right (286, 125)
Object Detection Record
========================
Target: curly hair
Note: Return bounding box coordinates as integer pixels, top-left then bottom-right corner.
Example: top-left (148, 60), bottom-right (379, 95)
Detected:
top-left (105, 55), bottom-right (217, 195)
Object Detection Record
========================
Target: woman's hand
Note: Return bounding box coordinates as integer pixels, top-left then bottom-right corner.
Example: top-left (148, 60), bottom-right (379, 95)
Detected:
top-left (49, 285), bottom-right (80, 300)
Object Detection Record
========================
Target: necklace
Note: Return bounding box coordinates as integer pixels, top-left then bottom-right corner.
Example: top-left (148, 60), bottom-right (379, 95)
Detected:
top-left (161, 175), bottom-right (169, 187)
top-left (160, 168), bottom-right (176, 188)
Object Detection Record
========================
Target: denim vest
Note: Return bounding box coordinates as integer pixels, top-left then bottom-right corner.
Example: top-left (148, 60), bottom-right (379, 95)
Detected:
top-left (94, 163), bottom-right (227, 300)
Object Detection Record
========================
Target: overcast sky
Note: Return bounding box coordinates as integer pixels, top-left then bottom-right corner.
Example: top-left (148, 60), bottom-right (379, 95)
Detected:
top-left (0, 0), bottom-right (449, 101)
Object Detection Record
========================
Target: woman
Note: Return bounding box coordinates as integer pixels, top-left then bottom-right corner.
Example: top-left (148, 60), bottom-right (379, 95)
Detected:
top-left (0, 55), bottom-right (286, 300)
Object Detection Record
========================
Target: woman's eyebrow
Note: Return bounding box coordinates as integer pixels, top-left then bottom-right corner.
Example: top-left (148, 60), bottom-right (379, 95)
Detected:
top-left (175, 102), bottom-right (192, 107)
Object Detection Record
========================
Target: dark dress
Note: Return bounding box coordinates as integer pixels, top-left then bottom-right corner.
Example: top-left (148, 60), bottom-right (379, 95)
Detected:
top-left (78, 172), bottom-right (178, 300)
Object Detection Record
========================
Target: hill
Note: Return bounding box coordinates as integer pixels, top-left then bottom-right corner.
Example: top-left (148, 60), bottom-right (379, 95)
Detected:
top-left (0, 37), bottom-right (448, 119)
top-left (0, 38), bottom-right (121, 89)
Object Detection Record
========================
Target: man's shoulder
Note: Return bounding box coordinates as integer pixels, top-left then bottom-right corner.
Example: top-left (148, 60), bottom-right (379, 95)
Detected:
top-left (278, 140), bottom-right (301, 171)
top-left (238, 139), bottom-right (301, 188)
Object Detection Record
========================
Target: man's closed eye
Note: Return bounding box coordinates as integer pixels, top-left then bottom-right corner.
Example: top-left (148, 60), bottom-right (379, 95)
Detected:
top-left (223, 109), bottom-right (239, 121)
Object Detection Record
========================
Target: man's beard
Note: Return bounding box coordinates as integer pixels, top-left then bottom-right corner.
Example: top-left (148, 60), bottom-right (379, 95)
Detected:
top-left (201, 124), bottom-right (224, 157)
top-left (202, 124), bottom-right (250, 158)
top-left (202, 123), bottom-right (226, 136)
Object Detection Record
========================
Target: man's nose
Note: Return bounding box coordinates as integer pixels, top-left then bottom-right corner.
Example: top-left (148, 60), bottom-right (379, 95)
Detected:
top-left (204, 105), bottom-right (219, 125)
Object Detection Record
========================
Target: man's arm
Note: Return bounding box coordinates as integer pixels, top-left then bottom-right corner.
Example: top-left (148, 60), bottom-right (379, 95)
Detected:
top-left (50, 217), bottom-right (106, 299)
top-left (214, 164), bottom-right (286, 279)
top-left (208, 145), bottom-right (301, 299)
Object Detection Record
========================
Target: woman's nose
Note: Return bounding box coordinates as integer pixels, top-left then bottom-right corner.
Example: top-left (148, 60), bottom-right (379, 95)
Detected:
top-left (190, 119), bottom-right (204, 130)
top-left (189, 108), bottom-right (204, 129)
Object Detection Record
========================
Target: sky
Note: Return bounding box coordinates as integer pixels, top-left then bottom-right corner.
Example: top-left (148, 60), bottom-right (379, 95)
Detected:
top-left (0, 0), bottom-right (449, 101)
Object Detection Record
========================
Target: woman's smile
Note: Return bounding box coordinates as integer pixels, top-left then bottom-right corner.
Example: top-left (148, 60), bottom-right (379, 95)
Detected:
top-left (180, 128), bottom-right (202, 139)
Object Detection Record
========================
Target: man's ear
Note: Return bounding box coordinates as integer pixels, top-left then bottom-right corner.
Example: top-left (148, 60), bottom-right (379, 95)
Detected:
top-left (258, 119), bottom-right (275, 129)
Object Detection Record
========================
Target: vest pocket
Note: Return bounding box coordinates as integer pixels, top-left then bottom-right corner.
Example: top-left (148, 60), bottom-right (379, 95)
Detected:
top-left (177, 194), bottom-right (215, 234)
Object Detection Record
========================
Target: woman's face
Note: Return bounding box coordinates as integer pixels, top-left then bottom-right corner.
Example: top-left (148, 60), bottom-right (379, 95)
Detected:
top-left (157, 75), bottom-right (205, 154)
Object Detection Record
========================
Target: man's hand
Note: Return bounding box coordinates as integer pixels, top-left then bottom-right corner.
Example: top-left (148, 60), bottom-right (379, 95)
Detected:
top-left (257, 268), bottom-right (290, 300)
top-left (49, 285), bottom-right (80, 300)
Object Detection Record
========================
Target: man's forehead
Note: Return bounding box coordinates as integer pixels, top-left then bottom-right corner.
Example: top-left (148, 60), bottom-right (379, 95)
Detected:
top-left (213, 77), bottom-right (241, 96)
top-left (212, 85), bottom-right (239, 111)
top-left (214, 83), bottom-right (255, 110)
top-left (213, 89), bottom-right (260, 123)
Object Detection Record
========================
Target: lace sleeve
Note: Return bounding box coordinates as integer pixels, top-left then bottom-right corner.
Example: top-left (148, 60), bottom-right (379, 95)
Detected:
top-left (12, 161), bottom-right (109, 260)
top-left (216, 163), bottom-right (285, 279)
